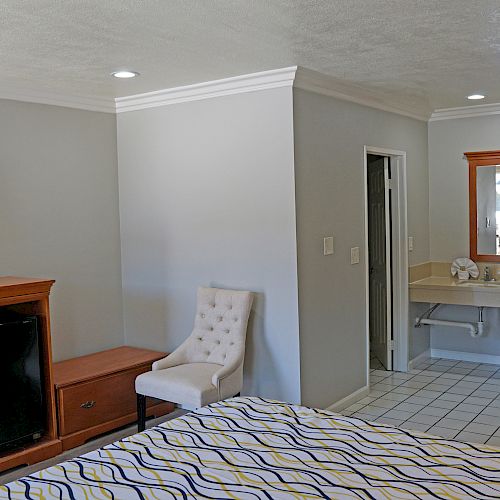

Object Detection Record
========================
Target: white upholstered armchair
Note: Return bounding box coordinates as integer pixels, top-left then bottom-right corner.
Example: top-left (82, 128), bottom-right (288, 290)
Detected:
top-left (135, 287), bottom-right (253, 430)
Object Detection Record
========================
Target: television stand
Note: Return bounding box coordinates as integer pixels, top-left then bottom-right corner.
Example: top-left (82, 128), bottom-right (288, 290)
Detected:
top-left (0, 277), bottom-right (61, 473)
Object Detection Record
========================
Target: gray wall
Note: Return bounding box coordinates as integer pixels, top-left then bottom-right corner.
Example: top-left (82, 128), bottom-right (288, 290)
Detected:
top-left (0, 99), bottom-right (123, 361)
top-left (429, 115), bottom-right (500, 260)
top-left (117, 88), bottom-right (301, 403)
top-left (293, 89), bottom-right (429, 408)
top-left (429, 115), bottom-right (500, 354)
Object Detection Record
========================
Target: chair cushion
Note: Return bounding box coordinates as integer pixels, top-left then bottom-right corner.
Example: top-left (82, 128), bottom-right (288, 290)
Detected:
top-left (135, 363), bottom-right (222, 409)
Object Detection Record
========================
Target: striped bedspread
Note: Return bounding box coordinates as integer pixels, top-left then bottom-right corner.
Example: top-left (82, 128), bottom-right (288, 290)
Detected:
top-left (2, 396), bottom-right (500, 498)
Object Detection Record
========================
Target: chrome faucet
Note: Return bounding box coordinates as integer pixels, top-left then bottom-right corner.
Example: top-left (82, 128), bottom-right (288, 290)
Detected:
top-left (484, 266), bottom-right (495, 281)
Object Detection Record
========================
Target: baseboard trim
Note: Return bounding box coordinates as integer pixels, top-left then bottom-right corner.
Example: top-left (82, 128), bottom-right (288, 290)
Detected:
top-left (408, 349), bottom-right (431, 370)
top-left (326, 385), bottom-right (370, 413)
top-left (431, 348), bottom-right (500, 365)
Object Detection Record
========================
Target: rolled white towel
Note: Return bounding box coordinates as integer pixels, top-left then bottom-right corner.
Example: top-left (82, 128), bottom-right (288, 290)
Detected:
top-left (451, 258), bottom-right (479, 280)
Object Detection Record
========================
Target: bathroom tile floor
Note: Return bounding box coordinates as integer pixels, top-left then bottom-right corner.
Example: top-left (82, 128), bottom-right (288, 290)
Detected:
top-left (342, 357), bottom-right (500, 446)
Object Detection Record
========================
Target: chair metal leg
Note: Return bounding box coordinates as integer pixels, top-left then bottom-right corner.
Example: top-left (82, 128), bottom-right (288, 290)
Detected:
top-left (137, 394), bottom-right (146, 432)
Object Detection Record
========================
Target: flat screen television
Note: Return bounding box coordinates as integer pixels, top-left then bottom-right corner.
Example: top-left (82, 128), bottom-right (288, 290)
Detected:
top-left (0, 311), bottom-right (45, 451)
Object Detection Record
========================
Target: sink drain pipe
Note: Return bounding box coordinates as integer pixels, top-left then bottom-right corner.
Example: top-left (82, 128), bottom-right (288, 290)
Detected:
top-left (415, 305), bottom-right (484, 338)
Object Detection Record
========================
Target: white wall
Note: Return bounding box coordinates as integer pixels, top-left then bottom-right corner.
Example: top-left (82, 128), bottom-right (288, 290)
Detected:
top-left (117, 88), bottom-right (301, 403)
top-left (0, 99), bottom-right (123, 361)
top-left (429, 115), bottom-right (500, 355)
top-left (293, 89), bottom-right (429, 408)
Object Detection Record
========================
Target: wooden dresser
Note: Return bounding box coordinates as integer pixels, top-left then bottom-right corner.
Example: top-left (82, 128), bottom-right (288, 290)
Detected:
top-left (53, 346), bottom-right (174, 450)
top-left (0, 276), bottom-right (61, 472)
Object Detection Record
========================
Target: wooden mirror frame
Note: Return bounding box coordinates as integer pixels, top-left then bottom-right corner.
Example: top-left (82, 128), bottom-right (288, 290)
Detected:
top-left (465, 150), bottom-right (500, 262)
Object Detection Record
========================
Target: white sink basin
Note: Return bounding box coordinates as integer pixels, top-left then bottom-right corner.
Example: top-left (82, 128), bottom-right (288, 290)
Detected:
top-left (457, 280), bottom-right (500, 288)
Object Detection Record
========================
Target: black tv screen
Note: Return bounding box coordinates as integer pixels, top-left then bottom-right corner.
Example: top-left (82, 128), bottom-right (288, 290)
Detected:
top-left (0, 312), bottom-right (44, 450)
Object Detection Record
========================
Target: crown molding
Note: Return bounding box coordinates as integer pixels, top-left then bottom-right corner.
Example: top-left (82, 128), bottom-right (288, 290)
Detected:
top-left (430, 102), bottom-right (500, 122)
top-left (115, 67), bottom-right (298, 113)
top-left (0, 86), bottom-right (115, 113)
top-left (294, 67), bottom-right (430, 122)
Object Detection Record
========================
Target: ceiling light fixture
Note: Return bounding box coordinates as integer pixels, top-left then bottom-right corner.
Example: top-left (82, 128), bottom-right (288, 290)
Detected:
top-left (111, 70), bottom-right (140, 79)
top-left (467, 94), bottom-right (485, 100)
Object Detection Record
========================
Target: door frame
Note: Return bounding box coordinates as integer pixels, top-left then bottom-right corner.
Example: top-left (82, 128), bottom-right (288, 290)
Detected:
top-left (364, 146), bottom-right (409, 383)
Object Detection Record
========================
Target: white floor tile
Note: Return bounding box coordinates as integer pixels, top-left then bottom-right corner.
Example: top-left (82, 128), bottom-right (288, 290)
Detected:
top-left (401, 421), bottom-right (431, 432)
top-left (454, 381), bottom-right (482, 389)
top-left (383, 409), bottom-right (415, 420)
top-left (445, 410), bottom-right (479, 422)
top-left (471, 389), bottom-right (499, 399)
top-left (439, 372), bottom-right (465, 380)
top-left (429, 399), bottom-right (459, 410)
top-left (462, 375), bottom-right (490, 382)
top-left (462, 421), bottom-right (498, 436)
top-left (343, 403), bottom-right (366, 413)
top-left (481, 405), bottom-right (500, 417)
top-left (485, 436), bottom-right (500, 447)
top-left (463, 396), bottom-right (494, 406)
top-left (414, 389), bottom-right (442, 399)
top-left (366, 390), bottom-right (387, 398)
top-left (453, 403), bottom-right (486, 414)
top-left (418, 406), bottom-right (450, 418)
top-left (472, 413), bottom-right (500, 426)
top-left (391, 386), bottom-right (419, 395)
top-left (413, 374), bottom-right (438, 382)
top-left (400, 380), bottom-right (428, 389)
top-left (357, 396), bottom-right (377, 405)
top-left (425, 382), bottom-right (455, 391)
top-left (393, 402), bottom-right (425, 414)
top-left (351, 412), bottom-right (375, 421)
top-left (370, 370), bottom-right (392, 377)
top-left (404, 395), bottom-right (435, 406)
top-left (361, 405), bottom-right (388, 417)
top-left (340, 359), bottom-right (500, 443)
top-left (371, 383), bottom-right (394, 392)
top-left (426, 426), bottom-right (458, 439)
top-left (389, 373), bottom-right (414, 381)
top-left (377, 416), bottom-right (404, 427)
top-left (455, 431), bottom-right (489, 444)
top-left (436, 392), bottom-right (467, 402)
top-left (437, 418), bottom-right (469, 431)
top-left (447, 386), bottom-right (475, 395)
top-left (380, 392), bottom-right (409, 402)
top-left (369, 398), bottom-right (399, 409)
top-left (407, 412), bottom-right (441, 425)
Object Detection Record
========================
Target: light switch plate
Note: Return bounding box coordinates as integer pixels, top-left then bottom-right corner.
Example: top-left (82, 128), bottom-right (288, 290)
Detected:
top-left (350, 246), bottom-right (360, 264)
top-left (323, 236), bottom-right (334, 255)
top-left (408, 236), bottom-right (414, 252)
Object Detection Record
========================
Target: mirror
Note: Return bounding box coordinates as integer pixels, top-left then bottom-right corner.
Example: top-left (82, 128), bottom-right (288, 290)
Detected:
top-left (466, 150), bottom-right (500, 261)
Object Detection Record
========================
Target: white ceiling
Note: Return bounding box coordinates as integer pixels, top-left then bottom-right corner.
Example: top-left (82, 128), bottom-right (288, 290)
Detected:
top-left (2, 1), bottom-right (500, 113)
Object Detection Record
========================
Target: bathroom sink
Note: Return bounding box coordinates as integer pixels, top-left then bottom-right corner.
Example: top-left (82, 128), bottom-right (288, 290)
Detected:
top-left (457, 280), bottom-right (500, 288)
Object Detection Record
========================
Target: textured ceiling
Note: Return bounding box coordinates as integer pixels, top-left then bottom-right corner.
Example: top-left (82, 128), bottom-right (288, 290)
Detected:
top-left (1, 1), bottom-right (500, 112)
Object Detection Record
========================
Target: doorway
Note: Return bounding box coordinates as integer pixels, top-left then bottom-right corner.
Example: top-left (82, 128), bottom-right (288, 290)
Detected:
top-left (367, 154), bottom-right (393, 370)
top-left (364, 146), bottom-right (408, 379)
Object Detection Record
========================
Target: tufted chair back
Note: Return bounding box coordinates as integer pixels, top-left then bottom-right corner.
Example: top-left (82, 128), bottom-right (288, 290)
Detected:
top-left (178, 287), bottom-right (253, 367)
top-left (137, 287), bottom-right (254, 417)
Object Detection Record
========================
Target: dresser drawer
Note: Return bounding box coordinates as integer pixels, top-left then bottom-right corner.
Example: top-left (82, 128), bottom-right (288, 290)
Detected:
top-left (57, 365), bottom-right (147, 436)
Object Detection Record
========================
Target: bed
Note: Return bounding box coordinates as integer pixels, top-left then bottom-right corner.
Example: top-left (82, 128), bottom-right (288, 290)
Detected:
top-left (2, 396), bottom-right (500, 499)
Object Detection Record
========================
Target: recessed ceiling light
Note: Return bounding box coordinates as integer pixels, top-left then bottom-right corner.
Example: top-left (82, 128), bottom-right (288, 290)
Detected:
top-left (111, 71), bottom-right (140, 79)
top-left (467, 94), bottom-right (485, 100)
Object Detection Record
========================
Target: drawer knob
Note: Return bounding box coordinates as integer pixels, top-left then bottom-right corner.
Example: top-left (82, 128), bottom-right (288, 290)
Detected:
top-left (80, 400), bottom-right (96, 409)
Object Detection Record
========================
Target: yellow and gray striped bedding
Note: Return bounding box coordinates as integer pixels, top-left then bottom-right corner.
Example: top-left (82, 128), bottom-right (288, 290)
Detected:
top-left (2, 396), bottom-right (500, 498)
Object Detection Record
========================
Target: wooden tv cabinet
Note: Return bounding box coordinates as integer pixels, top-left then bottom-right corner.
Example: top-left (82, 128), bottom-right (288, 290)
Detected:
top-left (0, 276), bottom-right (61, 473)
top-left (53, 346), bottom-right (174, 451)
